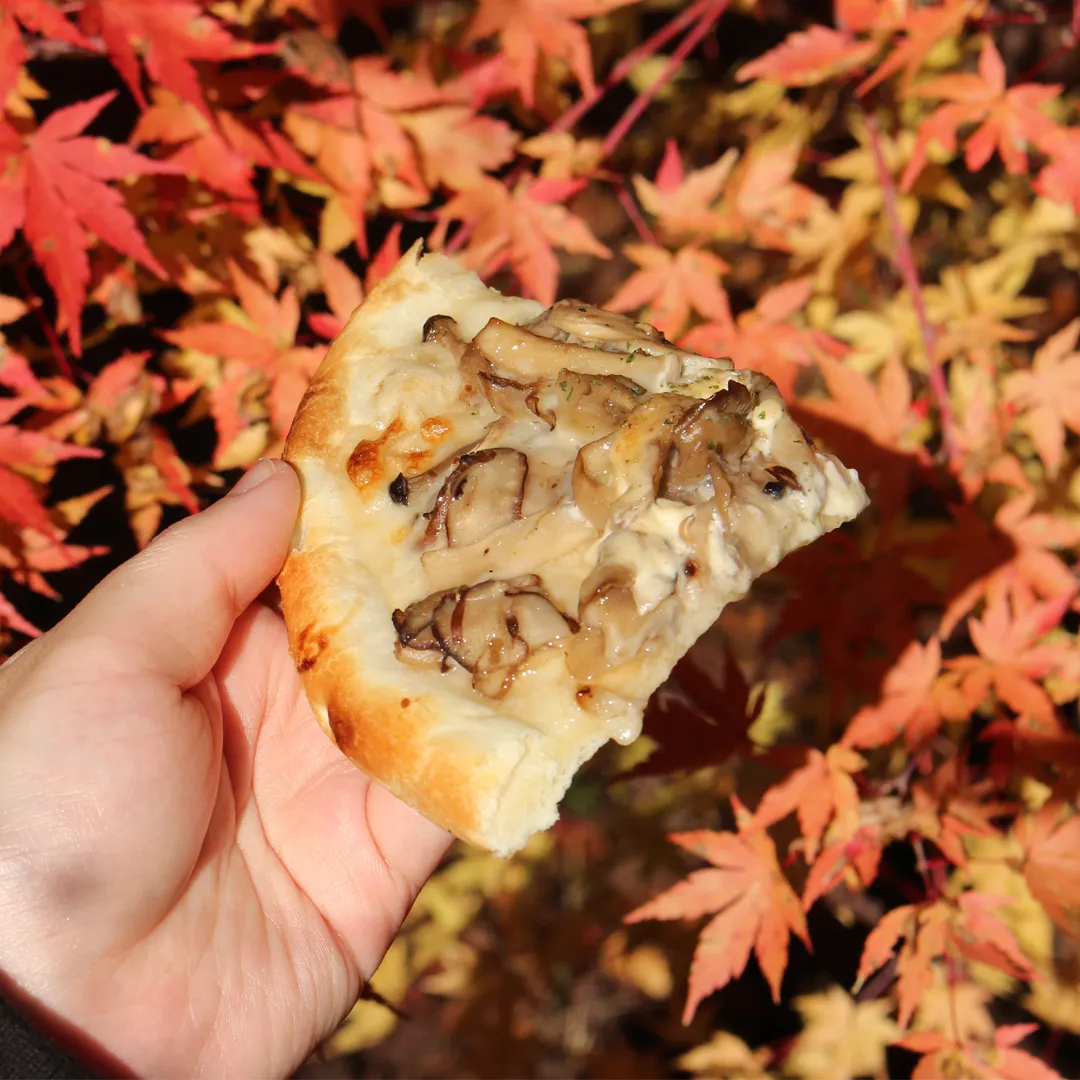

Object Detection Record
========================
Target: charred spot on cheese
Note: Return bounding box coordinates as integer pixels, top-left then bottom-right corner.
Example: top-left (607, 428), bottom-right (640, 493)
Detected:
top-left (389, 473), bottom-right (409, 504)
top-left (394, 576), bottom-right (578, 698)
top-left (346, 418), bottom-right (403, 492)
top-left (765, 464), bottom-right (801, 492)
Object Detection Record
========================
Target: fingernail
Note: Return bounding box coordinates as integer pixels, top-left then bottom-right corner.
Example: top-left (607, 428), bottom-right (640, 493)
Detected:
top-left (229, 458), bottom-right (280, 497)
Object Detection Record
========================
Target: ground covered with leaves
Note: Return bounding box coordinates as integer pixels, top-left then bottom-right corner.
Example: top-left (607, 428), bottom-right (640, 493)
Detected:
top-left (2, 0), bottom-right (1080, 1077)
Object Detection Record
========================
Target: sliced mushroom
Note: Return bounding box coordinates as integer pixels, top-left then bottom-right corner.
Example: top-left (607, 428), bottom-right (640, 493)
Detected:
top-left (393, 576), bottom-right (578, 698)
top-left (421, 504), bottom-right (598, 593)
top-left (660, 382), bottom-right (755, 503)
top-left (423, 314), bottom-right (466, 352)
top-left (527, 301), bottom-right (667, 345)
top-left (571, 393), bottom-right (694, 530)
top-left (473, 317), bottom-right (681, 386)
top-left (422, 448), bottom-right (527, 547)
top-left (533, 369), bottom-right (646, 443)
top-left (478, 370), bottom-right (544, 423)
top-left (445, 448), bottom-right (528, 547)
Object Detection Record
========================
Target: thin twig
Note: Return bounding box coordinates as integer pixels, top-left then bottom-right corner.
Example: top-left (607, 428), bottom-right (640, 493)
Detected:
top-left (551, 0), bottom-right (713, 136)
top-left (14, 262), bottom-right (75, 383)
top-left (614, 179), bottom-right (658, 245)
top-left (865, 116), bottom-right (958, 464)
top-left (601, 0), bottom-right (730, 159)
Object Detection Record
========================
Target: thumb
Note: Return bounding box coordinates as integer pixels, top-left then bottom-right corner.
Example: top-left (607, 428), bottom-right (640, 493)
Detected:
top-left (59, 458), bottom-right (301, 688)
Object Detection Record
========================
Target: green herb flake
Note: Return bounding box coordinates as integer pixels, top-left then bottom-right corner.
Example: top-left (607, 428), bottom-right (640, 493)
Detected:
top-left (758, 410), bottom-right (766, 419)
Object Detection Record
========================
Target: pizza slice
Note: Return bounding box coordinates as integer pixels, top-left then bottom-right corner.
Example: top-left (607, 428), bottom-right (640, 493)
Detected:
top-left (279, 242), bottom-right (868, 855)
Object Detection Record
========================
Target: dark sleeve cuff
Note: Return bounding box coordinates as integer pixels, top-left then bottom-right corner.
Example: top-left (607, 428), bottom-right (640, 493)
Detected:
top-left (0, 995), bottom-right (93, 1080)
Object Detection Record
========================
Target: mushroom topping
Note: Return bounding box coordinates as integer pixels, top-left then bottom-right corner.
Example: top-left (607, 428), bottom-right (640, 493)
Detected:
top-left (423, 314), bottom-right (466, 352)
top-left (394, 576), bottom-right (579, 698)
top-left (660, 382), bottom-right (755, 503)
top-left (533, 369), bottom-right (646, 443)
top-left (423, 448), bottom-right (527, 548)
top-left (478, 370), bottom-right (544, 424)
top-left (571, 393), bottom-right (695, 531)
top-left (473, 317), bottom-right (681, 386)
top-left (392, 585), bottom-right (464, 668)
top-left (421, 504), bottom-right (598, 594)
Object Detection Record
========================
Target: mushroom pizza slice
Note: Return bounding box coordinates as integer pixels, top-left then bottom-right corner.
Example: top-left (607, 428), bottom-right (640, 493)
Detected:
top-left (279, 243), bottom-right (868, 855)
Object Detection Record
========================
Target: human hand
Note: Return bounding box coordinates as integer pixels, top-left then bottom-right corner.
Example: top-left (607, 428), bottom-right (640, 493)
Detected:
top-left (0, 459), bottom-right (452, 1077)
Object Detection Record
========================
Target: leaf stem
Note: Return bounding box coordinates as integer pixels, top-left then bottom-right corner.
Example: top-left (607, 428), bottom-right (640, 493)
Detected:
top-left (551, 0), bottom-right (715, 137)
top-left (865, 116), bottom-right (958, 465)
top-left (14, 262), bottom-right (76, 383)
top-left (600, 0), bottom-right (730, 160)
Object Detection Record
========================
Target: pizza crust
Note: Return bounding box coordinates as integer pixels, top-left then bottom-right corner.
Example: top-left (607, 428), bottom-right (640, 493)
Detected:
top-left (280, 241), bottom-right (868, 854)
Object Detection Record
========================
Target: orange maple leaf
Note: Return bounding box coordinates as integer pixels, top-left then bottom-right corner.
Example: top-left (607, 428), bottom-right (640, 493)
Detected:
top-left (1015, 799), bottom-right (1080, 936)
top-left (400, 106), bottom-right (519, 193)
top-left (626, 806), bottom-right (809, 1021)
top-left (433, 176), bottom-right (610, 305)
top-left (855, 893), bottom-right (1033, 1029)
top-left (753, 745), bottom-right (866, 862)
top-left (855, 0), bottom-right (977, 98)
top-left (165, 263), bottom-right (325, 453)
top-left (464, 0), bottom-right (635, 109)
top-left (605, 243), bottom-right (729, 338)
top-left (631, 140), bottom-right (737, 238)
top-left (1034, 127), bottom-right (1080, 213)
top-left (737, 24), bottom-right (879, 87)
top-left (949, 591), bottom-right (1073, 733)
top-left (843, 638), bottom-right (970, 751)
top-left (901, 37), bottom-right (1062, 190)
top-left (682, 277), bottom-right (843, 399)
top-left (1002, 319), bottom-right (1080, 479)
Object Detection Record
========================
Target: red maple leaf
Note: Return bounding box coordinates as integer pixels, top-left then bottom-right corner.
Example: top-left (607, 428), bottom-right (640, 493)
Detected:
top-left (79, 0), bottom-right (268, 116)
top-left (605, 243), bottom-right (730, 339)
top-left (615, 637), bottom-right (761, 782)
top-left (1034, 127), bottom-right (1080, 213)
top-left (0, 1), bottom-right (91, 103)
top-left (901, 37), bottom-right (1061, 190)
top-left (308, 226), bottom-right (402, 340)
top-left (626, 804), bottom-right (809, 1021)
top-left (464, 0), bottom-right (636, 108)
top-left (0, 92), bottom-right (176, 356)
top-left (433, 176), bottom-right (610, 304)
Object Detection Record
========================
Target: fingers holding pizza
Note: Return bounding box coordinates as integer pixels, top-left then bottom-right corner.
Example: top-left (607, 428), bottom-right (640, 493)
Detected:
top-left (279, 244), bottom-right (868, 855)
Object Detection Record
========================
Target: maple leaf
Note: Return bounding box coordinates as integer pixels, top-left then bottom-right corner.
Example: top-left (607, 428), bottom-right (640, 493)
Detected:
top-left (463, 0), bottom-right (635, 109)
top-left (843, 638), bottom-right (970, 750)
top-left (433, 176), bottom-right (610, 305)
top-left (605, 243), bottom-right (729, 339)
top-left (631, 140), bottom-right (737, 237)
top-left (1014, 799), bottom-right (1080, 936)
top-left (682, 277), bottom-right (843, 400)
top-left (907, 759), bottom-right (1010, 868)
top-left (855, 893), bottom-right (1033, 1029)
top-left (519, 132), bottom-right (605, 179)
top-left (855, 0), bottom-right (977, 98)
top-left (0, 1), bottom-right (92, 104)
top-left (802, 827), bottom-right (887, 911)
top-left (616, 637), bottom-right (761, 782)
top-left (308, 227), bottom-right (401, 340)
top-left (0, 93), bottom-right (176, 356)
top-left (753, 745), bottom-right (866, 862)
top-left (948, 591), bottom-right (1073, 734)
top-left (626, 808), bottom-right (810, 1021)
top-left (116, 424), bottom-right (199, 547)
top-left (901, 38), bottom-right (1061, 191)
top-left (785, 986), bottom-right (897, 1080)
top-left (165, 262), bottom-right (325, 455)
top-left (79, 0), bottom-right (268, 116)
top-left (737, 25), bottom-right (879, 88)
top-left (1002, 319), bottom-right (1080, 479)
top-left (1034, 127), bottom-right (1080, 213)
top-left (400, 107), bottom-right (518, 193)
